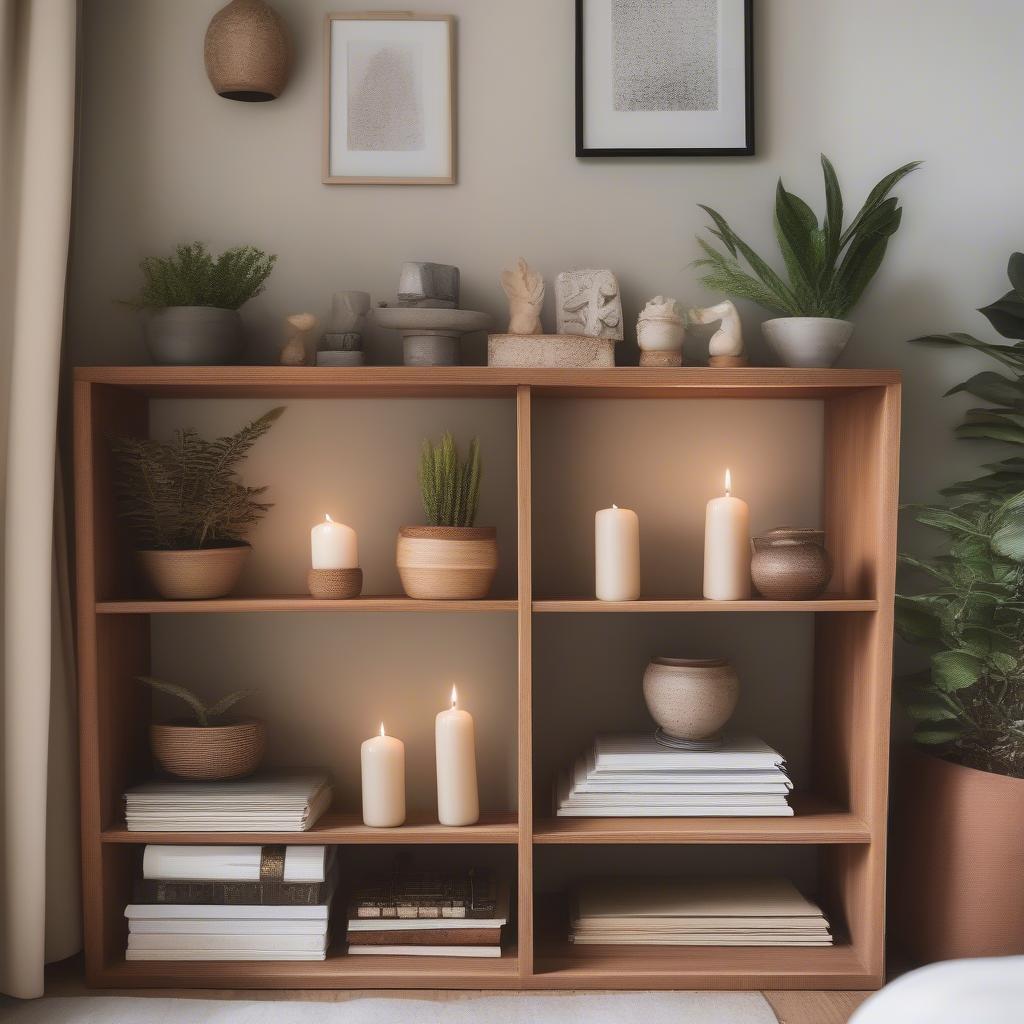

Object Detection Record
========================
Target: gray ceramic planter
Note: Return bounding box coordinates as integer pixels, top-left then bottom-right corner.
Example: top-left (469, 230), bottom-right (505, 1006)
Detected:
top-left (145, 306), bottom-right (243, 365)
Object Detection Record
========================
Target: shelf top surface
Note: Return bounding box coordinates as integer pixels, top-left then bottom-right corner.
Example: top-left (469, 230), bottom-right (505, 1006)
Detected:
top-left (74, 365), bottom-right (901, 399)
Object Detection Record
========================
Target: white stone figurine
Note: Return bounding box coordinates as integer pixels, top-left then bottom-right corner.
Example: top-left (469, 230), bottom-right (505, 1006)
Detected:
top-left (499, 258), bottom-right (545, 335)
top-left (688, 300), bottom-right (748, 367)
top-left (637, 296), bottom-right (685, 366)
top-left (555, 269), bottom-right (623, 341)
top-left (280, 312), bottom-right (319, 366)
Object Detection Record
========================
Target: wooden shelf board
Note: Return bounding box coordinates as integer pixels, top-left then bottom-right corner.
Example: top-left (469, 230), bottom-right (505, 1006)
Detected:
top-left (96, 946), bottom-right (521, 989)
top-left (530, 942), bottom-right (872, 990)
top-left (533, 795), bottom-right (870, 845)
top-left (101, 810), bottom-right (519, 845)
top-left (96, 596), bottom-right (518, 614)
top-left (533, 598), bottom-right (878, 613)
top-left (74, 365), bottom-right (900, 400)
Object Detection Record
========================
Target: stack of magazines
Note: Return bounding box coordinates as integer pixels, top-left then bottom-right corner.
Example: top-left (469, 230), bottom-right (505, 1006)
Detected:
top-left (556, 735), bottom-right (793, 817)
top-left (126, 844), bottom-right (336, 961)
top-left (123, 773), bottom-right (332, 832)
top-left (570, 877), bottom-right (832, 946)
top-left (346, 871), bottom-right (509, 958)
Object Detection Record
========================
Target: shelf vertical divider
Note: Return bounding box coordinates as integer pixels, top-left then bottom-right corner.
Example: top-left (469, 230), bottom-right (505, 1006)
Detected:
top-left (515, 385), bottom-right (534, 977)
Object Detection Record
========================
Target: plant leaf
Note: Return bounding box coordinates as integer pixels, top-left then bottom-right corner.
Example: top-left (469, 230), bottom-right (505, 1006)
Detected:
top-left (979, 291), bottom-right (1024, 341)
top-left (913, 726), bottom-right (962, 745)
top-left (820, 155), bottom-right (843, 267)
top-left (1007, 252), bottom-right (1024, 295)
top-left (945, 370), bottom-right (1024, 407)
top-left (931, 650), bottom-right (983, 692)
top-left (205, 690), bottom-right (256, 722)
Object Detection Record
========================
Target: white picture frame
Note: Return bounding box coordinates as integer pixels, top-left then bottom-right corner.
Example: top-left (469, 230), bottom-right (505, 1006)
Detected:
top-left (323, 13), bottom-right (456, 185)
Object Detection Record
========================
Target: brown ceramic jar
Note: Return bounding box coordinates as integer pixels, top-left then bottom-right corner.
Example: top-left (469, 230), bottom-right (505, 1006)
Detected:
top-left (751, 528), bottom-right (833, 600)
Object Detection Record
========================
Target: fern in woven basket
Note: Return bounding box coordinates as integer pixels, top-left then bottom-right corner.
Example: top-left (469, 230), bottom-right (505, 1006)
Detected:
top-left (418, 432), bottom-right (482, 527)
top-left (111, 407), bottom-right (284, 550)
top-left (125, 241), bottom-right (277, 311)
top-left (138, 676), bottom-right (255, 727)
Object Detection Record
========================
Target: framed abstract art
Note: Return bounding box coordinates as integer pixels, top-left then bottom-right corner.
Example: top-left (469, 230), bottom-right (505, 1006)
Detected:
top-left (323, 13), bottom-right (455, 185)
top-left (576, 0), bottom-right (754, 157)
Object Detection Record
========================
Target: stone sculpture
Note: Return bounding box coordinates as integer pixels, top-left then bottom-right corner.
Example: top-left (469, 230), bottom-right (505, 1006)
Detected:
top-left (499, 258), bottom-right (545, 335)
top-left (688, 300), bottom-right (748, 366)
top-left (397, 262), bottom-right (460, 308)
top-left (555, 269), bottom-right (623, 341)
top-left (319, 290), bottom-right (369, 365)
top-left (280, 312), bottom-right (319, 366)
top-left (637, 296), bottom-right (685, 367)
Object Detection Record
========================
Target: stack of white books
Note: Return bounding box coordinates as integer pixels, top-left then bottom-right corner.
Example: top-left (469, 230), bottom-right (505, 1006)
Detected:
top-left (124, 773), bottom-right (332, 832)
top-left (126, 844), bottom-right (335, 961)
top-left (556, 735), bottom-right (793, 817)
top-left (571, 877), bottom-right (833, 947)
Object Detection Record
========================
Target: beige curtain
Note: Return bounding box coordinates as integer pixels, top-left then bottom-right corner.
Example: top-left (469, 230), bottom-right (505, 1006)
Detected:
top-left (0, 0), bottom-right (80, 1000)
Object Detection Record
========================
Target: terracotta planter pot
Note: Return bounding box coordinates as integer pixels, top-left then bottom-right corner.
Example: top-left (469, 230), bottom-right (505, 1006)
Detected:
top-left (890, 748), bottom-right (1024, 962)
top-left (135, 545), bottom-right (250, 600)
top-left (150, 718), bottom-right (265, 780)
top-left (396, 526), bottom-right (498, 600)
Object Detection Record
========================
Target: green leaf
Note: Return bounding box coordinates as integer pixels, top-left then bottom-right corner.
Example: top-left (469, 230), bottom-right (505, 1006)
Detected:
top-left (1007, 252), bottom-right (1024, 295)
top-left (838, 160), bottom-right (921, 249)
top-left (931, 650), bottom-right (983, 692)
top-left (979, 291), bottom-right (1024, 341)
top-left (913, 726), bottom-right (962, 745)
top-left (945, 371), bottom-right (1024, 407)
top-left (990, 651), bottom-right (1018, 675)
top-left (820, 155), bottom-right (843, 267)
top-left (905, 701), bottom-right (958, 723)
top-left (991, 507), bottom-right (1024, 560)
top-left (894, 594), bottom-right (946, 642)
top-left (910, 332), bottom-right (1024, 370)
top-left (956, 422), bottom-right (1024, 444)
top-left (774, 180), bottom-right (820, 303)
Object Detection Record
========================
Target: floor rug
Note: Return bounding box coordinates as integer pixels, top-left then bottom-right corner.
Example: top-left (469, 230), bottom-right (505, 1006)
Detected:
top-left (0, 992), bottom-right (777, 1024)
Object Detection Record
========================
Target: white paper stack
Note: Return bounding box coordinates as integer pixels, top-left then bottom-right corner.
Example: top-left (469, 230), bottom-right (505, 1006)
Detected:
top-left (571, 877), bottom-right (833, 946)
top-left (124, 773), bottom-right (332, 832)
top-left (125, 901), bottom-right (331, 960)
top-left (556, 735), bottom-right (793, 817)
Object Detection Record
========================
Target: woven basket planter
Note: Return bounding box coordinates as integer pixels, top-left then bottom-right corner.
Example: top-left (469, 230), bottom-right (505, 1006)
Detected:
top-left (396, 526), bottom-right (498, 600)
top-left (204, 0), bottom-right (291, 102)
top-left (135, 545), bottom-right (251, 600)
top-left (150, 719), bottom-right (266, 780)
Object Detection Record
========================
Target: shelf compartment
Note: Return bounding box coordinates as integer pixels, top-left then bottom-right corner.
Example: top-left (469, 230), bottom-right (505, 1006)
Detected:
top-left (95, 945), bottom-right (521, 990)
top-left (96, 597), bottom-right (518, 615)
top-left (101, 810), bottom-right (519, 845)
top-left (533, 598), bottom-right (877, 613)
top-left (533, 795), bottom-right (869, 845)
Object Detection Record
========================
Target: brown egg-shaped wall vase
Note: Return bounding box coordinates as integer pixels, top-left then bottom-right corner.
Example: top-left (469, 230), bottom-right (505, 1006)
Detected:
top-left (204, 0), bottom-right (292, 102)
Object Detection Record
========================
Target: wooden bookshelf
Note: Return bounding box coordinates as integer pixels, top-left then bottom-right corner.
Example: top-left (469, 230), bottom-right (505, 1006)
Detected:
top-left (74, 366), bottom-right (900, 991)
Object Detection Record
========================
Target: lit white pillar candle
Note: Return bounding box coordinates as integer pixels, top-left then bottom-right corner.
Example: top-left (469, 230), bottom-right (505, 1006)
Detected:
top-left (310, 514), bottom-right (358, 569)
top-left (703, 469), bottom-right (751, 601)
top-left (435, 686), bottom-right (479, 827)
top-left (360, 723), bottom-right (405, 828)
top-left (595, 505), bottom-right (641, 601)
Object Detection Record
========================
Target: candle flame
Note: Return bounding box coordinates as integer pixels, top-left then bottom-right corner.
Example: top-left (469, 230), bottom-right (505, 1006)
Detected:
top-left (725, 469), bottom-right (732, 496)
top-left (325, 513), bottom-right (334, 523)
top-left (379, 721), bottom-right (385, 737)
top-left (450, 685), bottom-right (458, 708)
top-left (612, 503), bottom-right (618, 510)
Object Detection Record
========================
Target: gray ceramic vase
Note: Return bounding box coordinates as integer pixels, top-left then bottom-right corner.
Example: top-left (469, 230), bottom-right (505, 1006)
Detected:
top-left (642, 657), bottom-right (740, 742)
top-left (145, 306), bottom-right (243, 365)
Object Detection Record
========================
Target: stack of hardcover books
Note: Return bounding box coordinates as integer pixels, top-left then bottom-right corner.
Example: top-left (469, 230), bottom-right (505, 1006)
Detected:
top-left (556, 735), bottom-right (794, 817)
top-left (124, 773), bottom-right (332, 832)
top-left (346, 871), bottom-right (510, 958)
top-left (571, 877), bottom-right (832, 946)
top-left (125, 844), bottom-right (336, 961)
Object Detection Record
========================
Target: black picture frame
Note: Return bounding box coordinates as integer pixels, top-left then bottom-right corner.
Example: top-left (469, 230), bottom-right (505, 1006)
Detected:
top-left (575, 0), bottom-right (754, 157)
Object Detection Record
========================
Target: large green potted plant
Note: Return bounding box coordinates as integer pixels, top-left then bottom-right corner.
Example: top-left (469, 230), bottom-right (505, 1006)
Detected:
top-left (695, 156), bottom-right (919, 367)
top-left (396, 431), bottom-right (497, 600)
top-left (892, 252), bottom-right (1024, 962)
top-left (126, 241), bottom-right (276, 365)
top-left (112, 407), bottom-right (283, 599)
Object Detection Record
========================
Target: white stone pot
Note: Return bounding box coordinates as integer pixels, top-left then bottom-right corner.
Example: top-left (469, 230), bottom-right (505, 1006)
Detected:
top-left (642, 657), bottom-right (739, 742)
top-left (762, 317), bottom-right (854, 368)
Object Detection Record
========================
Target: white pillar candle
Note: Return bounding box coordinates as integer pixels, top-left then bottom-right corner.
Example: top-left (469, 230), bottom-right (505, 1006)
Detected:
top-left (703, 469), bottom-right (751, 601)
top-left (310, 514), bottom-right (358, 569)
top-left (360, 723), bottom-right (405, 828)
top-left (595, 505), bottom-right (641, 601)
top-left (435, 686), bottom-right (479, 827)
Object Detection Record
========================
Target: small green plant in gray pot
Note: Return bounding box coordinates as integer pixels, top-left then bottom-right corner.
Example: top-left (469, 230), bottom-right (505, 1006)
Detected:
top-left (695, 157), bottom-right (919, 367)
top-left (126, 241), bottom-right (277, 365)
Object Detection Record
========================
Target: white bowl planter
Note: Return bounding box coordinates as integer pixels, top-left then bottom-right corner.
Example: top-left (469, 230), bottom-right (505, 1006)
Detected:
top-left (762, 317), bottom-right (854, 368)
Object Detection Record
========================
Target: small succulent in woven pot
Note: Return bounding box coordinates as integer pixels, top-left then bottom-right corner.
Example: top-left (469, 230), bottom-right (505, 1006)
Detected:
top-left (111, 406), bottom-right (283, 600)
top-left (396, 431), bottom-right (498, 600)
top-left (140, 676), bottom-right (265, 781)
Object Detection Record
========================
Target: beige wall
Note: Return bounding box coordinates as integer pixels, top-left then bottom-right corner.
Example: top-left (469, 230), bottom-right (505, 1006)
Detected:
top-left (66, 0), bottom-right (1024, 867)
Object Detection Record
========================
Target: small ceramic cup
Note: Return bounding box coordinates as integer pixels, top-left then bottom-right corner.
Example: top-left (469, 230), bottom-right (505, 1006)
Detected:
top-left (642, 657), bottom-right (740, 743)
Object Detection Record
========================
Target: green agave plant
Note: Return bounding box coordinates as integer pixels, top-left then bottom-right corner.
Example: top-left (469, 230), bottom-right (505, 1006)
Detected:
top-left (896, 252), bottom-right (1024, 779)
top-left (695, 156), bottom-right (920, 319)
top-left (418, 431), bottom-right (482, 528)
